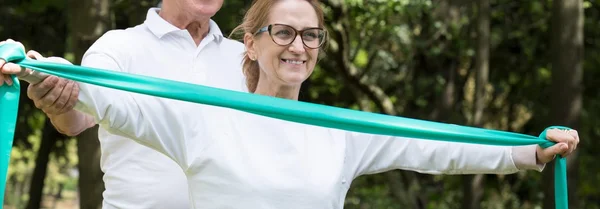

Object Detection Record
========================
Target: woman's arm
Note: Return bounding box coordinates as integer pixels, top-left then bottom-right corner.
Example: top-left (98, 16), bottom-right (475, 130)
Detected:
top-left (74, 49), bottom-right (191, 164)
top-left (21, 46), bottom-right (193, 166)
top-left (345, 131), bottom-right (543, 178)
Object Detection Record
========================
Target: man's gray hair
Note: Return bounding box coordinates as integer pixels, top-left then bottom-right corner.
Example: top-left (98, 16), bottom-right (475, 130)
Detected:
top-left (157, 1), bottom-right (162, 8)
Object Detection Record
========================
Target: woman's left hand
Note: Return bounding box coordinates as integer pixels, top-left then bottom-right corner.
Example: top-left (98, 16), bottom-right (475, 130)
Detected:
top-left (536, 128), bottom-right (580, 164)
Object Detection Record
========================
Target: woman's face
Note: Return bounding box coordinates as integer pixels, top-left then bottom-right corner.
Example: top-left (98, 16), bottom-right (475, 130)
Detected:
top-left (246, 0), bottom-right (323, 87)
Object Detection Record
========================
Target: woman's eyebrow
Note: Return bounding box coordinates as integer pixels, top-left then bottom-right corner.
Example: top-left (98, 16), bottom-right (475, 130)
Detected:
top-left (301, 26), bottom-right (320, 30)
top-left (272, 23), bottom-right (319, 30)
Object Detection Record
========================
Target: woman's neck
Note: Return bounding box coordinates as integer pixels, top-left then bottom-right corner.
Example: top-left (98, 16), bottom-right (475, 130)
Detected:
top-left (254, 79), bottom-right (301, 101)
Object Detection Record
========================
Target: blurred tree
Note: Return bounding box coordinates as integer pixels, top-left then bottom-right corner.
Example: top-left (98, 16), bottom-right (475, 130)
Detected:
top-left (544, 0), bottom-right (584, 208)
top-left (26, 120), bottom-right (65, 209)
top-left (463, 0), bottom-right (490, 208)
top-left (68, 0), bottom-right (113, 208)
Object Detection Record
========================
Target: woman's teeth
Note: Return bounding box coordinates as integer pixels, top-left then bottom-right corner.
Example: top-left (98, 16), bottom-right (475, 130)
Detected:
top-left (282, 59), bottom-right (304, 65)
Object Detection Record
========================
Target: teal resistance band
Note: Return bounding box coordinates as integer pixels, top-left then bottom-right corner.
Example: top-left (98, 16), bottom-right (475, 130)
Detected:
top-left (0, 43), bottom-right (569, 208)
top-left (0, 74), bottom-right (18, 208)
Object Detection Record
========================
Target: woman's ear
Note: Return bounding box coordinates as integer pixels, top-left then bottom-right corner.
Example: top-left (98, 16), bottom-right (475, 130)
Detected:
top-left (244, 33), bottom-right (256, 61)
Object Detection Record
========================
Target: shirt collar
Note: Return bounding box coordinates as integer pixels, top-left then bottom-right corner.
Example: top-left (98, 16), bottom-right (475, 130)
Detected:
top-left (145, 8), bottom-right (224, 43)
top-left (207, 19), bottom-right (224, 43)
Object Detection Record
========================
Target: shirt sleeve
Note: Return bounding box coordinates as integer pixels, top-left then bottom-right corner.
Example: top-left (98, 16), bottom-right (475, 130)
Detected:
top-left (344, 131), bottom-right (545, 178)
top-left (71, 34), bottom-right (190, 166)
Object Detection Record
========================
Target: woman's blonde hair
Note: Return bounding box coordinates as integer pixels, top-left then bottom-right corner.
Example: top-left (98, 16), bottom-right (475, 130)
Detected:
top-left (230, 0), bottom-right (325, 93)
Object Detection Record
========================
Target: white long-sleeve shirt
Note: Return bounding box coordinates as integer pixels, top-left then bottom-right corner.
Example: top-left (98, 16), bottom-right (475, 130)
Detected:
top-left (71, 69), bottom-right (543, 208)
top-left (72, 8), bottom-right (247, 209)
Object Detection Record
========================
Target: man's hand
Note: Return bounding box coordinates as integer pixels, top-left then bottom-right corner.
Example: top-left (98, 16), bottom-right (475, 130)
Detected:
top-left (23, 50), bottom-right (80, 116)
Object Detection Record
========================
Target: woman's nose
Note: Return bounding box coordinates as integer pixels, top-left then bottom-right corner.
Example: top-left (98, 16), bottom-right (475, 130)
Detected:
top-left (288, 35), bottom-right (306, 53)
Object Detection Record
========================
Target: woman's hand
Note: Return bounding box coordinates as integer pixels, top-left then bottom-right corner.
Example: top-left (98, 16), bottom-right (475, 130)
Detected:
top-left (0, 39), bottom-right (79, 115)
top-left (0, 39), bottom-right (28, 86)
top-left (536, 128), bottom-right (580, 164)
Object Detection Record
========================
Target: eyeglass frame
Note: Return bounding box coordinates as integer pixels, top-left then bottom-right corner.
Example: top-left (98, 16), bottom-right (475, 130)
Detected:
top-left (254, 24), bottom-right (327, 49)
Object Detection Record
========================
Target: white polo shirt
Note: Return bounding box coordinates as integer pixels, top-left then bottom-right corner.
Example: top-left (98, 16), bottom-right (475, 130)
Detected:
top-left (78, 8), bottom-right (246, 209)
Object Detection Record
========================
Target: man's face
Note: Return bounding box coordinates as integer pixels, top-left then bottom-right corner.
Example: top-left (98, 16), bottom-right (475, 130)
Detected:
top-left (165, 0), bottom-right (224, 18)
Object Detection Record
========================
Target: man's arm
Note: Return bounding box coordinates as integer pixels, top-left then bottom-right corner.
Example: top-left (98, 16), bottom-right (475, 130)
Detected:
top-left (47, 109), bottom-right (95, 136)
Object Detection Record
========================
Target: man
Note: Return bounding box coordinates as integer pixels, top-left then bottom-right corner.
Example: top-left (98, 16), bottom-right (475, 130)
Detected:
top-left (1, 0), bottom-right (246, 208)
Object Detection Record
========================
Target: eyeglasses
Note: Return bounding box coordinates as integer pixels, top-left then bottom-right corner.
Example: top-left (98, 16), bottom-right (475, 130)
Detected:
top-left (255, 24), bottom-right (326, 49)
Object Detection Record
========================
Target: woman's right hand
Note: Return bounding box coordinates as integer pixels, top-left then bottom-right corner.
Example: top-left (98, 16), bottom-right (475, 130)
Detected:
top-left (0, 39), bottom-right (29, 86)
top-left (0, 39), bottom-right (79, 116)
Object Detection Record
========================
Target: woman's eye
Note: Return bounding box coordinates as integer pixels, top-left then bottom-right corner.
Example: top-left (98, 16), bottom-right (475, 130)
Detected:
top-left (303, 32), bottom-right (319, 40)
top-left (275, 30), bottom-right (292, 36)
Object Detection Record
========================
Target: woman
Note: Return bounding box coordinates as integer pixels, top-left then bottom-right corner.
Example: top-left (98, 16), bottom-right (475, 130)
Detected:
top-left (0, 0), bottom-right (579, 208)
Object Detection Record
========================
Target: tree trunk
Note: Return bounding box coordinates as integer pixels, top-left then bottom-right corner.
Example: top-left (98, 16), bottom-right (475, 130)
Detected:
top-left (51, 183), bottom-right (64, 209)
top-left (25, 119), bottom-right (61, 209)
top-left (544, 0), bottom-right (583, 208)
top-left (68, 0), bottom-right (112, 208)
top-left (76, 126), bottom-right (105, 209)
top-left (463, 0), bottom-right (490, 208)
top-left (429, 64), bottom-right (456, 122)
top-left (69, 0), bottom-right (112, 63)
